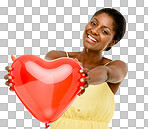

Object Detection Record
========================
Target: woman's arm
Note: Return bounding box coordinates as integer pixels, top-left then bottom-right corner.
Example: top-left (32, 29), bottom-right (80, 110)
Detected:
top-left (86, 60), bottom-right (128, 85)
top-left (44, 50), bottom-right (67, 60)
top-left (44, 50), bottom-right (57, 60)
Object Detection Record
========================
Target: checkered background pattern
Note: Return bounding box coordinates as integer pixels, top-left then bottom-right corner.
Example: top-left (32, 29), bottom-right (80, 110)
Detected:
top-left (0, 0), bottom-right (148, 128)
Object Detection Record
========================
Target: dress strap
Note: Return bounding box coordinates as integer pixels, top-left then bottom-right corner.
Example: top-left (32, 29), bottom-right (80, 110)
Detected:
top-left (66, 52), bottom-right (69, 58)
top-left (104, 61), bottom-right (114, 66)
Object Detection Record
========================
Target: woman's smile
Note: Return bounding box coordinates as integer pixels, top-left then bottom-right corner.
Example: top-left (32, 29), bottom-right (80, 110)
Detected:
top-left (86, 34), bottom-right (98, 44)
top-left (86, 34), bottom-right (97, 44)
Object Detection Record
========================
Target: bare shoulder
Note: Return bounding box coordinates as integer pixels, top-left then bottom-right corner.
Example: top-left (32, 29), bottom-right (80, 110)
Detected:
top-left (103, 57), bottom-right (127, 70)
top-left (44, 50), bottom-right (67, 60)
top-left (44, 50), bottom-right (80, 60)
top-left (104, 59), bottom-right (128, 94)
top-left (102, 57), bottom-right (112, 65)
top-left (107, 60), bottom-right (128, 83)
top-left (100, 57), bottom-right (127, 94)
top-left (107, 59), bottom-right (128, 75)
top-left (108, 60), bottom-right (128, 71)
top-left (103, 57), bottom-right (128, 81)
top-left (107, 61), bottom-right (128, 94)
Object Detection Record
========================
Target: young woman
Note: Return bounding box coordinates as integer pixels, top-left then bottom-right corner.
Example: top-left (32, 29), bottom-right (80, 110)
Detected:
top-left (4, 8), bottom-right (127, 129)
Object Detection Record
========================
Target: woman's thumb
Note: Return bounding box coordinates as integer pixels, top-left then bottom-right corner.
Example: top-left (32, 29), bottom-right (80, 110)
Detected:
top-left (11, 55), bottom-right (16, 62)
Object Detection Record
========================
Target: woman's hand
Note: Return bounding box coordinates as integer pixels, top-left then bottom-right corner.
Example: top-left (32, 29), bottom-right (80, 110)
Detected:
top-left (79, 68), bottom-right (90, 96)
top-left (4, 55), bottom-right (16, 91)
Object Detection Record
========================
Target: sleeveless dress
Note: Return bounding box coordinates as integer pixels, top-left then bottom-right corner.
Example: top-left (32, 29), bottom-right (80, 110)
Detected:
top-left (50, 52), bottom-right (115, 129)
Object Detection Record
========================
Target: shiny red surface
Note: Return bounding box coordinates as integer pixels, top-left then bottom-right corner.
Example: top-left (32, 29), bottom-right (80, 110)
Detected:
top-left (9, 55), bottom-right (85, 123)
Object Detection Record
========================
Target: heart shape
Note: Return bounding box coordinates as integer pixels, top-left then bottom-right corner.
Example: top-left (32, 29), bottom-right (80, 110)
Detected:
top-left (9, 55), bottom-right (85, 123)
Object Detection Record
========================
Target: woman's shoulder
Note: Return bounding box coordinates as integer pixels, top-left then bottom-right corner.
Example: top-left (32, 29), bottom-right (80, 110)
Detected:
top-left (102, 57), bottom-right (127, 67)
top-left (57, 51), bottom-right (80, 58)
top-left (102, 57), bottom-right (112, 66)
top-left (64, 51), bottom-right (81, 58)
top-left (44, 50), bottom-right (66, 60)
top-left (44, 50), bottom-right (79, 60)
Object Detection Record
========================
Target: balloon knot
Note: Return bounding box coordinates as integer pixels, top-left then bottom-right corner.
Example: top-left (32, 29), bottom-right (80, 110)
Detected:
top-left (45, 123), bottom-right (50, 129)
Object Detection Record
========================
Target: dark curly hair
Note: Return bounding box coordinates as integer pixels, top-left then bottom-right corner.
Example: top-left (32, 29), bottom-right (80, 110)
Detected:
top-left (91, 8), bottom-right (126, 51)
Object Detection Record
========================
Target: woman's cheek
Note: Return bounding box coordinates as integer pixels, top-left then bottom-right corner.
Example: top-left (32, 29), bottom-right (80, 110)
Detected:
top-left (101, 34), bottom-right (112, 43)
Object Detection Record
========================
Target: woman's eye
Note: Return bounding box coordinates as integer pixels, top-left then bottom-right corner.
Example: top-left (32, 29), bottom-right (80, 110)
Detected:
top-left (91, 22), bottom-right (96, 26)
top-left (102, 30), bottom-right (108, 35)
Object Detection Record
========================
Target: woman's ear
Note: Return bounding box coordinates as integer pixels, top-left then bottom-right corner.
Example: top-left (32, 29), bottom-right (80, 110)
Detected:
top-left (108, 40), bottom-right (117, 47)
top-left (104, 40), bottom-right (118, 51)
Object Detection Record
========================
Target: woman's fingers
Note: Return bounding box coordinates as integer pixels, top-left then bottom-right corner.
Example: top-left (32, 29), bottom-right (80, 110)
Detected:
top-left (9, 87), bottom-right (14, 91)
top-left (5, 55), bottom-right (16, 72)
top-left (5, 81), bottom-right (13, 86)
top-left (4, 74), bottom-right (12, 80)
top-left (79, 82), bottom-right (89, 96)
top-left (4, 55), bottom-right (15, 92)
top-left (80, 83), bottom-right (88, 89)
top-left (80, 76), bottom-right (91, 82)
top-left (80, 68), bottom-right (89, 74)
top-left (5, 81), bottom-right (14, 92)
top-left (5, 66), bottom-right (12, 72)
top-left (80, 89), bottom-right (85, 96)
top-left (11, 55), bottom-right (16, 62)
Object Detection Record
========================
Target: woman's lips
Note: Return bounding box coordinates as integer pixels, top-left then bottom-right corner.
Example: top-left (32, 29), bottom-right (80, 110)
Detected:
top-left (86, 34), bottom-right (97, 44)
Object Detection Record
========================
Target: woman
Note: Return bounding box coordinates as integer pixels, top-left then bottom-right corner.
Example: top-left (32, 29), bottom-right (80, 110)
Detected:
top-left (4, 8), bottom-right (127, 129)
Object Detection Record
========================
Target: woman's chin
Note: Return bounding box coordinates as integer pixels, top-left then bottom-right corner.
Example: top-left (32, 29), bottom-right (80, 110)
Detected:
top-left (83, 43), bottom-right (97, 52)
top-left (83, 40), bottom-right (96, 48)
top-left (83, 41), bottom-right (103, 52)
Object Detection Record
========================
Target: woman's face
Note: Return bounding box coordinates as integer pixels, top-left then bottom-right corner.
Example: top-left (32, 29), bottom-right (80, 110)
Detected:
top-left (83, 13), bottom-right (116, 52)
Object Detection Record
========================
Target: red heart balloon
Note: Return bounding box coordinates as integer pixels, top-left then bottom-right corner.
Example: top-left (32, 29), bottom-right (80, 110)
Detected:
top-left (9, 55), bottom-right (85, 124)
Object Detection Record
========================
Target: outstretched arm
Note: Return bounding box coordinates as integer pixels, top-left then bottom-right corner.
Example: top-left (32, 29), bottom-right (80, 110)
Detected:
top-left (83, 60), bottom-right (128, 85)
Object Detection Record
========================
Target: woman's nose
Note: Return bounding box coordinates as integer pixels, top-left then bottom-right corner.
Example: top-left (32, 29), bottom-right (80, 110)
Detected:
top-left (91, 28), bottom-right (99, 36)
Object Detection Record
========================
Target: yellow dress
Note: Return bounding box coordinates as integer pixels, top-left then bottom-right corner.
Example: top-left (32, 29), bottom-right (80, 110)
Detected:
top-left (50, 52), bottom-right (115, 129)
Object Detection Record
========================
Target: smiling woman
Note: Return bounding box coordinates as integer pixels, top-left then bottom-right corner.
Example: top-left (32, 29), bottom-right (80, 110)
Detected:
top-left (4, 8), bottom-right (127, 129)
top-left (48, 8), bottom-right (127, 129)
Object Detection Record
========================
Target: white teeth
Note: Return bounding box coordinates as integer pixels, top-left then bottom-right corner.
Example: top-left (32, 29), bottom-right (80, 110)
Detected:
top-left (88, 34), bottom-right (97, 42)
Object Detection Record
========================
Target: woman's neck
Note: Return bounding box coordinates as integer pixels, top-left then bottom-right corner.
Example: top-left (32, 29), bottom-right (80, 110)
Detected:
top-left (79, 48), bottom-right (103, 66)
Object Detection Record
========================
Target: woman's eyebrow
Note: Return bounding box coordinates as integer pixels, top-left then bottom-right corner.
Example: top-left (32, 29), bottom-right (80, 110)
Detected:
top-left (94, 18), bottom-right (98, 22)
top-left (104, 26), bottom-right (112, 32)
